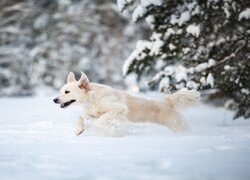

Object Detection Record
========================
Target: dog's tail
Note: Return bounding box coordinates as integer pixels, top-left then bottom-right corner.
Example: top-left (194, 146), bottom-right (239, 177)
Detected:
top-left (158, 89), bottom-right (199, 132)
top-left (165, 89), bottom-right (200, 110)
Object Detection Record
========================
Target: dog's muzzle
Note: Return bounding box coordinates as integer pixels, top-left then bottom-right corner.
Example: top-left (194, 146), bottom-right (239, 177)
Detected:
top-left (60, 100), bottom-right (76, 108)
top-left (53, 98), bottom-right (76, 108)
top-left (53, 98), bottom-right (60, 104)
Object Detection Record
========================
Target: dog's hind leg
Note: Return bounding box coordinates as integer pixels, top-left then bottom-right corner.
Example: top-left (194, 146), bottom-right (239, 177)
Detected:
top-left (158, 110), bottom-right (188, 132)
top-left (98, 113), bottom-right (128, 136)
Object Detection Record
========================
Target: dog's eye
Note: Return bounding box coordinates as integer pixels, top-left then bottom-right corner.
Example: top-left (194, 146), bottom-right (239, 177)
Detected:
top-left (65, 90), bottom-right (70, 94)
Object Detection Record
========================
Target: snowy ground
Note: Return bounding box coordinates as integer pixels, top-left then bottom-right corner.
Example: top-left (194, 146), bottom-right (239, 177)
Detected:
top-left (0, 93), bottom-right (250, 180)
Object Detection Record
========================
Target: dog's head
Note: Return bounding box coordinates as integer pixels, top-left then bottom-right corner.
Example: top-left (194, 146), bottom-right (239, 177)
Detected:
top-left (53, 72), bottom-right (90, 108)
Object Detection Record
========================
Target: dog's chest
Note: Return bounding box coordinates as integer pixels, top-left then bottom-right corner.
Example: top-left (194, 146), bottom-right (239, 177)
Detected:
top-left (85, 102), bottom-right (103, 118)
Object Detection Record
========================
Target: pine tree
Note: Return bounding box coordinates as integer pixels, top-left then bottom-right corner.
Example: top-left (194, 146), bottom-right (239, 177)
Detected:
top-left (118, 0), bottom-right (250, 119)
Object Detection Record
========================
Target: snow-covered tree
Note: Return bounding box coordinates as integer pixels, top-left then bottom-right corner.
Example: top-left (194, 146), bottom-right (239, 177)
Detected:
top-left (118, 0), bottom-right (250, 119)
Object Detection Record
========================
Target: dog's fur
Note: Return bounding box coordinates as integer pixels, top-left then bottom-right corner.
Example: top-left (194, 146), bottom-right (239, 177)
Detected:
top-left (54, 72), bottom-right (200, 136)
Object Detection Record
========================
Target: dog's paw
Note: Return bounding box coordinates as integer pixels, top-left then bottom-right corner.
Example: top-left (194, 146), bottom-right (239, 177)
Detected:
top-left (75, 128), bottom-right (84, 136)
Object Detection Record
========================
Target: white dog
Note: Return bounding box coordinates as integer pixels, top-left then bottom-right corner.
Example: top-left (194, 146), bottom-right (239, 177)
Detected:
top-left (53, 72), bottom-right (200, 136)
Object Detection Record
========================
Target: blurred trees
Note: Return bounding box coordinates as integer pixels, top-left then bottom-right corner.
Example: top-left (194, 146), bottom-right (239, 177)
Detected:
top-left (0, 0), bottom-right (145, 95)
top-left (119, 0), bottom-right (250, 119)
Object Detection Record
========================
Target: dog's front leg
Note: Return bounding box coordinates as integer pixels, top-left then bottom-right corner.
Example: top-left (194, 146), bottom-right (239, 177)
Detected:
top-left (75, 116), bottom-right (85, 136)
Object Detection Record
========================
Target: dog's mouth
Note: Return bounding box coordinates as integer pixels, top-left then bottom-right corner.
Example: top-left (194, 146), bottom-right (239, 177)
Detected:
top-left (60, 100), bottom-right (76, 108)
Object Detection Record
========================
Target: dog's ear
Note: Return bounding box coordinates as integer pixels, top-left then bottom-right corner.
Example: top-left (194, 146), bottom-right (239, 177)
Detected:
top-left (79, 72), bottom-right (90, 91)
top-left (67, 72), bottom-right (76, 83)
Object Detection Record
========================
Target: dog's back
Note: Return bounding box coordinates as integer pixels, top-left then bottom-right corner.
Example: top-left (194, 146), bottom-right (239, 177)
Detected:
top-left (125, 94), bottom-right (163, 122)
top-left (124, 90), bottom-right (200, 132)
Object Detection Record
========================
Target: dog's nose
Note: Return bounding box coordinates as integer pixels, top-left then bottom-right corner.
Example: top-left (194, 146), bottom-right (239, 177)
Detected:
top-left (53, 98), bottom-right (59, 103)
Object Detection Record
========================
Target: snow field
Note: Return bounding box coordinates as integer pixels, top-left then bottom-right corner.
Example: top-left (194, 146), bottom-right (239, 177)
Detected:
top-left (0, 93), bottom-right (250, 180)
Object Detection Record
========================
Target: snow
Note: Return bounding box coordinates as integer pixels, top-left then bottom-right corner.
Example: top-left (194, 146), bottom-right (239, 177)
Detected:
top-left (132, 5), bottom-right (146, 22)
top-left (186, 81), bottom-right (199, 89)
top-left (208, 58), bottom-right (216, 66)
top-left (164, 66), bottom-right (175, 75)
top-left (33, 14), bottom-right (49, 30)
top-left (192, 5), bottom-right (201, 16)
top-left (224, 65), bottom-right (231, 70)
top-left (241, 88), bottom-right (249, 95)
top-left (159, 77), bottom-right (170, 90)
top-left (194, 59), bottom-right (215, 72)
top-left (206, 73), bottom-right (214, 88)
top-left (199, 77), bottom-right (206, 86)
top-left (223, 3), bottom-right (231, 18)
top-left (170, 14), bottom-right (179, 25)
top-left (186, 24), bottom-right (200, 37)
top-left (145, 15), bottom-right (155, 26)
top-left (124, 74), bottom-right (140, 93)
top-left (169, 43), bottom-right (176, 51)
top-left (178, 11), bottom-right (191, 26)
top-left (150, 40), bottom-right (164, 56)
top-left (122, 35), bottom-right (165, 76)
top-left (176, 71), bottom-right (188, 82)
top-left (151, 32), bottom-right (162, 41)
top-left (239, 8), bottom-right (250, 21)
top-left (122, 40), bottom-right (150, 76)
top-left (117, 0), bottom-right (127, 11)
top-left (164, 28), bottom-right (175, 39)
top-left (117, 0), bottom-right (134, 12)
top-left (170, 10), bottom-right (192, 26)
top-left (182, 47), bottom-right (191, 54)
top-left (195, 63), bottom-right (208, 72)
top-left (1, 94), bottom-right (250, 179)
top-left (141, 0), bottom-right (163, 7)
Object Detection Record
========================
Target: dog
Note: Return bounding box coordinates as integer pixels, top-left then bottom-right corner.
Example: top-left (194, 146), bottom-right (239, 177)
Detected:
top-left (53, 72), bottom-right (200, 136)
